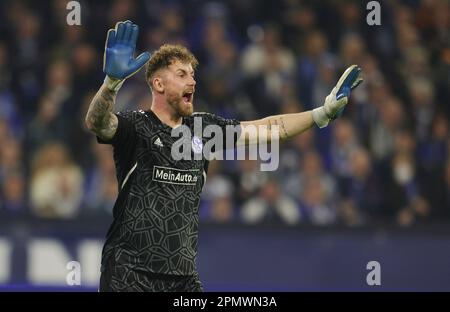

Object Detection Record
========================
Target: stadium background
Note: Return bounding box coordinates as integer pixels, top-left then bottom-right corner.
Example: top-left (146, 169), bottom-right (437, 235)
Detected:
top-left (0, 0), bottom-right (449, 291)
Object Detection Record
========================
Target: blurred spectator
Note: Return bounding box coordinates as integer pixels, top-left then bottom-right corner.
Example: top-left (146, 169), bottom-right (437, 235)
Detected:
top-left (284, 149), bottom-right (336, 205)
top-left (278, 124), bottom-right (315, 176)
top-left (232, 159), bottom-right (268, 206)
top-left (312, 56), bottom-right (337, 110)
top-left (241, 23), bottom-right (296, 116)
top-left (83, 140), bottom-right (117, 216)
top-left (384, 131), bottom-right (430, 226)
top-left (369, 97), bottom-right (406, 162)
top-left (282, 2), bottom-right (317, 53)
top-left (339, 33), bottom-right (366, 68)
top-left (209, 197), bottom-right (234, 224)
top-left (0, 42), bottom-right (24, 138)
top-left (0, 136), bottom-right (23, 182)
top-left (241, 178), bottom-right (300, 225)
top-left (0, 132), bottom-right (26, 216)
top-left (194, 11), bottom-right (247, 119)
top-left (144, 4), bottom-right (187, 51)
top-left (25, 58), bottom-right (76, 159)
top-left (0, 41), bottom-right (11, 88)
top-left (0, 119), bottom-right (9, 142)
top-left (338, 147), bottom-right (381, 226)
top-left (201, 39), bottom-right (249, 119)
top-left (300, 176), bottom-right (336, 226)
top-left (30, 142), bottom-right (83, 219)
top-left (0, 170), bottom-right (26, 215)
top-left (201, 161), bottom-right (235, 223)
top-left (349, 54), bottom-right (380, 139)
top-left (26, 95), bottom-right (66, 159)
top-left (418, 114), bottom-right (448, 172)
top-left (422, 156), bottom-right (450, 219)
top-left (330, 118), bottom-right (360, 180)
top-left (408, 77), bottom-right (436, 142)
top-left (434, 43), bottom-right (450, 117)
top-left (71, 43), bottom-right (101, 96)
top-left (108, 0), bottom-right (138, 26)
top-left (67, 91), bottom-right (99, 168)
top-left (9, 8), bottom-right (44, 118)
top-left (296, 30), bottom-right (334, 110)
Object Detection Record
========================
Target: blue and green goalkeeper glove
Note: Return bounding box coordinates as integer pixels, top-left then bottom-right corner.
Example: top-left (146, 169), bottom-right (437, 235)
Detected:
top-left (103, 20), bottom-right (151, 91)
top-left (312, 64), bottom-right (363, 128)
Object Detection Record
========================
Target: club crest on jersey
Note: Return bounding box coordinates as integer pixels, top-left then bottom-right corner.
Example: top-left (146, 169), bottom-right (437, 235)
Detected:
top-left (191, 136), bottom-right (203, 154)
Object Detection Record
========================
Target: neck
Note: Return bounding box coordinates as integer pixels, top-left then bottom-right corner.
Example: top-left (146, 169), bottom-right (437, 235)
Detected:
top-left (150, 95), bottom-right (183, 128)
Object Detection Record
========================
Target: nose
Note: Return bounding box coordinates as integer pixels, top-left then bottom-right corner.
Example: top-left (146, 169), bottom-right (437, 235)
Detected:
top-left (189, 76), bottom-right (196, 87)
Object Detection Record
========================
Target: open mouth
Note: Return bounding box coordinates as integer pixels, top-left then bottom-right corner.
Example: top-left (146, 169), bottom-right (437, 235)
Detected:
top-left (182, 91), bottom-right (193, 103)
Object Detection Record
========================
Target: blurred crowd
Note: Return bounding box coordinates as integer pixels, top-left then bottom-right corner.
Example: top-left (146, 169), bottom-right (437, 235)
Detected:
top-left (0, 0), bottom-right (449, 227)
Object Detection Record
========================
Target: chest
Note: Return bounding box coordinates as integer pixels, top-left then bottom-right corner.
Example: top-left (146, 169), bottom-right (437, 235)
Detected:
top-left (133, 125), bottom-right (207, 188)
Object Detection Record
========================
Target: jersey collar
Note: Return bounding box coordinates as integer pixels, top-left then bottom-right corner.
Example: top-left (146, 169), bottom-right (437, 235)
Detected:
top-left (145, 109), bottom-right (186, 131)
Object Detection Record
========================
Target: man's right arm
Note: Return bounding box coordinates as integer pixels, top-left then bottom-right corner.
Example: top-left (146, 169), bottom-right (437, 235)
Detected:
top-left (84, 20), bottom-right (150, 140)
top-left (84, 82), bottom-right (118, 141)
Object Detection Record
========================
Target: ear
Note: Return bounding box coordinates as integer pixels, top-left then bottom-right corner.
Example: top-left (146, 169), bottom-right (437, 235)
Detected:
top-left (152, 76), bottom-right (164, 93)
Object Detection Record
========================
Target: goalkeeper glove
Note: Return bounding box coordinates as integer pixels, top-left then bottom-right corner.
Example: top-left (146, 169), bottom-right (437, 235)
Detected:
top-left (312, 64), bottom-right (363, 128)
top-left (103, 20), bottom-right (151, 92)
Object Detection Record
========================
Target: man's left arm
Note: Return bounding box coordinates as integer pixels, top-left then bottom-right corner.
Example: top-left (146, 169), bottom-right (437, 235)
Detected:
top-left (237, 65), bottom-right (363, 146)
top-left (237, 111), bottom-right (314, 146)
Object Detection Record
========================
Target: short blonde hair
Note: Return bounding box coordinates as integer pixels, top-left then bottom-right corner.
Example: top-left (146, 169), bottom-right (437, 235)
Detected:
top-left (145, 44), bottom-right (198, 87)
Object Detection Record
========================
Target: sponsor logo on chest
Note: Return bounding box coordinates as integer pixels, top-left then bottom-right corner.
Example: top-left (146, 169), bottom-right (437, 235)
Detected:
top-left (152, 166), bottom-right (200, 185)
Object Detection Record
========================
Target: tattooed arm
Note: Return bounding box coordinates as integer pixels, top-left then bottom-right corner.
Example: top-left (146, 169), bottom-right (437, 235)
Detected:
top-left (85, 21), bottom-right (150, 140)
top-left (84, 83), bottom-right (119, 141)
top-left (237, 111), bottom-right (314, 146)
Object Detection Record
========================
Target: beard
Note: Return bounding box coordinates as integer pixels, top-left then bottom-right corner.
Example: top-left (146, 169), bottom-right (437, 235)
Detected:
top-left (167, 91), bottom-right (194, 117)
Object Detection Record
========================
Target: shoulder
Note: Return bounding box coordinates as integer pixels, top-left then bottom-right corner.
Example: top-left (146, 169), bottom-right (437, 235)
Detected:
top-left (116, 109), bottom-right (147, 118)
top-left (115, 110), bottom-right (148, 122)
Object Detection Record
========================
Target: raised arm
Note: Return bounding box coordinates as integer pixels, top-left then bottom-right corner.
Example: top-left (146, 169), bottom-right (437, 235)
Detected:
top-left (237, 65), bottom-right (363, 146)
top-left (84, 20), bottom-right (150, 140)
top-left (85, 83), bottom-right (119, 140)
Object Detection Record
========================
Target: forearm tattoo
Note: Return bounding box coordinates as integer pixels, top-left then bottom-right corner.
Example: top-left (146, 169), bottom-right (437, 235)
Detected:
top-left (267, 117), bottom-right (288, 140)
top-left (86, 86), bottom-right (117, 133)
top-left (278, 117), bottom-right (289, 138)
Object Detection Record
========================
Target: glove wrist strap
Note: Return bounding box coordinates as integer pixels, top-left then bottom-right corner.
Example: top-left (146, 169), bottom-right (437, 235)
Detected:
top-left (104, 76), bottom-right (124, 92)
top-left (312, 107), bottom-right (330, 128)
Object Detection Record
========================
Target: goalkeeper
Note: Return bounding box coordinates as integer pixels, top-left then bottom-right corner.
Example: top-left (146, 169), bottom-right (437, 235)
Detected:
top-left (85, 21), bottom-right (363, 292)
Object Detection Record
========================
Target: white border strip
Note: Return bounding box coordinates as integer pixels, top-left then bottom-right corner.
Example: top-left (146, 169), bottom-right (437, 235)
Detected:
top-left (121, 162), bottom-right (137, 190)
